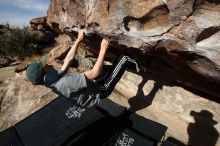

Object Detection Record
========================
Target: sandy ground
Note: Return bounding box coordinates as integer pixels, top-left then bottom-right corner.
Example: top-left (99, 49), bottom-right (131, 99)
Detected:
top-left (0, 66), bottom-right (17, 81)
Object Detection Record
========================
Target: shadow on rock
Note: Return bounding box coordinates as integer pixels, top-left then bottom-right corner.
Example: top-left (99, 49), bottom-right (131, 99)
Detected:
top-left (128, 77), bottom-right (163, 112)
top-left (187, 110), bottom-right (219, 146)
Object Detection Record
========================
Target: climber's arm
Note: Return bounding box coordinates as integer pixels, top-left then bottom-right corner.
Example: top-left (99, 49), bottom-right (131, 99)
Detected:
top-left (84, 38), bottom-right (109, 80)
top-left (61, 29), bottom-right (84, 71)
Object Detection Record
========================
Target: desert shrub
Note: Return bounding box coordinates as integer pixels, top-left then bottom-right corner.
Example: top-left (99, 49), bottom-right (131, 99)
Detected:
top-left (0, 24), bottom-right (39, 60)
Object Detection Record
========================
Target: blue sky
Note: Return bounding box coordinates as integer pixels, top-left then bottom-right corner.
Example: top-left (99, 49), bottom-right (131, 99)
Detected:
top-left (0, 0), bottom-right (50, 26)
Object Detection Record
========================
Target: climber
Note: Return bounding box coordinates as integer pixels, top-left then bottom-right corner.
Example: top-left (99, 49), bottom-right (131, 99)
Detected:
top-left (26, 29), bottom-right (141, 107)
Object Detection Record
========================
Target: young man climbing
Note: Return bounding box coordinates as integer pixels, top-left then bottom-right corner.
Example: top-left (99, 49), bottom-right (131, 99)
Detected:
top-left (26, 29), bottom-right (140, 107)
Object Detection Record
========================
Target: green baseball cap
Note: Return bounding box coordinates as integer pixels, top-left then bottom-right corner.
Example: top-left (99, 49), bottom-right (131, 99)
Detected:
top-left (26, 54), bottom-right (49, 84)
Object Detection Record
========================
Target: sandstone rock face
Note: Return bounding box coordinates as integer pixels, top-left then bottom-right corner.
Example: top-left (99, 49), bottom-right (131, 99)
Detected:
top-left (108, 71), bottom-right (220, 145)
top-left (0, 66), bottom-right (17, 81)
top-left (1, 1), bottom-right (219, 146)
top-left (0, 72), bottom-right (57, 130)
top-left (46, 0), bottom-right (220, 145)
top-left (0, 55), bottom-right (14, 67)
top-left (48, 34), bottom-right (95, 69)
top-left (47, 0), bottom-right (220, 99)
top-left (30, 16), bottom-right (47, 31)
top-left (29, 16), bottom-right (57, 44)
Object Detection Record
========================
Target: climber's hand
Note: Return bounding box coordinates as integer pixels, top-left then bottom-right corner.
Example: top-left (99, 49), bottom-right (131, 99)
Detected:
top-left (76, 29), bottom-right (85, 42)
top-left (100, 38), bottom-right (110, 52)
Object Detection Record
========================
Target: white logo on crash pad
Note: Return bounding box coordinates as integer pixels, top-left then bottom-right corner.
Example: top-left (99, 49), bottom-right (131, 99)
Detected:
top-left (115, 133), bottom-right (135, 146)
top-left (65, 106), bottom-right (86, 119)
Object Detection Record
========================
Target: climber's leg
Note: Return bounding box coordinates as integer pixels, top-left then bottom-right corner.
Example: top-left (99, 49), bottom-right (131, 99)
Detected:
top-left (98, 54), bottom-right (140, 97)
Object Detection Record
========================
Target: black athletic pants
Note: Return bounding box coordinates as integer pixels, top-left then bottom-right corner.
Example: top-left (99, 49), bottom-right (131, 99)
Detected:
top-left (96, 54), bottom-right (140, 98)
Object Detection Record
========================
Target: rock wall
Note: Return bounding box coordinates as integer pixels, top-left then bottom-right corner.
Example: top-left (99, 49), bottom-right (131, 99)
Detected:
top-left (47, 0), bottom-right (220, 99)
top-left (46, 0), bottom-right (220, 145)
top-left (0, 72), bottom-right (57, 129)
top-left (109, 71), bottom-right (220, 145)
top-left (1, 1), bottom-right (219, 146)
top-left (0, 32), bottom-right (219, 146)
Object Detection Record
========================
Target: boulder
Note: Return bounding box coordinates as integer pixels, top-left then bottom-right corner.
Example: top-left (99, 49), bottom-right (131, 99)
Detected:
top-left (108, 71), bottom-right (220, 145)
top-left (0, 66), bottom-right (17, 81)
top-left (49, 34), bottom-right (95, 69)
top-left (29, 16), bottom-right (48, 31)
top-left (0, 24), bottom-right (11, 35)
top-left (30, 17), bottom-right (47, 25)
top-left (47, 0), bottom-right (220, 98)
top-left (0, 72), bottom-right (57, 130)
top-left (29, 16), bottom-right (58, 44)
top-left (1, 1), bottom-right (219, 145)
top-left (30, 30), bottom-right (57, 44)
top-left (14, 61), bottom-right (30, 73)
top-left (45, 0), bottom-right (220, 144)
top-left (0, 55), bottom-right (14, 67)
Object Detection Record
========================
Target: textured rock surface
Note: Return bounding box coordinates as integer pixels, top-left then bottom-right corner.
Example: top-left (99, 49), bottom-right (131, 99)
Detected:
top-left (47, 0), bottom-right (220, 99)
top-left (46, 0), bottom-right (220, 145)
top-left (48, 34), bottom-right (95, 69)
top-left (0, 55), bottom-right (14, 67)
top-left (0, 72), bottom-right (57, 130)
top-left (29, 16), bottom-right (47, 31)
top-left (108, 71), bottom-right (220, 145)
top-left (29, 16), bottom-right (57, 44)
top-left (0, 66), bottom-right (17, 81)
top-left (0, 1), bottom-right (220, 146)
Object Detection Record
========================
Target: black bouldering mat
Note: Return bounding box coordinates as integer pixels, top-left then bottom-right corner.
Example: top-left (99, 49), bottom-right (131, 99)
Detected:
top-left (57, 98), bottom-right (167, 146)
top-left (161, 140), bottom-right (178, 146)
top-left (98, 98), bottom-right (126, 116)
top-left (15, 97), bottom-right (105, 146)
top-left (98, 98), bottom-right (167, 144)
top-left (0, 127), bottom-right (23, 146)
top-left (60, 116), bottom-right (155, 146)
top-left (0, 96), bottom-right (167, 146)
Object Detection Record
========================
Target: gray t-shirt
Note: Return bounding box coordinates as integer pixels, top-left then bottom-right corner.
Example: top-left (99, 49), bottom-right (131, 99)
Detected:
top-left (44, 68), bottom-right (101, 107)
